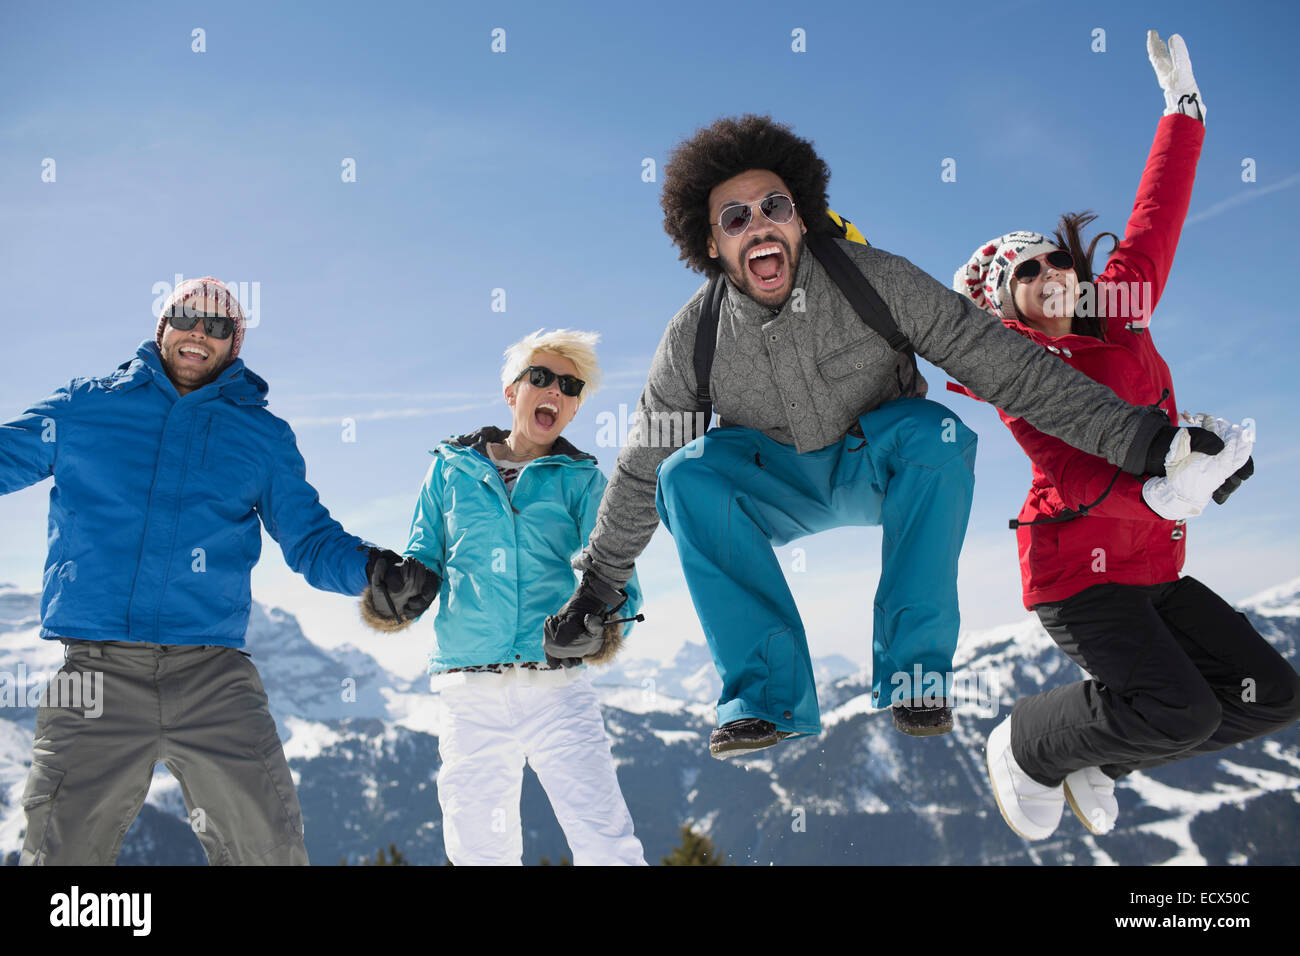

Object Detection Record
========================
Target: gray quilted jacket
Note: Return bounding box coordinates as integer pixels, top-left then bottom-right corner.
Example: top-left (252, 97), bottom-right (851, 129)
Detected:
top-left (575, 238), bottom-right (1166, 587)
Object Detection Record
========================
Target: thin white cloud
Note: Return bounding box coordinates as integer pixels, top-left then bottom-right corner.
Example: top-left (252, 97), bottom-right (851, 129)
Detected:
top-left (287, 401), bottom-right (500, 428)
top-left (283, 391), bottom-right (494, 402)
top-left (1185, 171), bottom-right (1300, 226)
top-left (602, 368), bottom-right (653, 384)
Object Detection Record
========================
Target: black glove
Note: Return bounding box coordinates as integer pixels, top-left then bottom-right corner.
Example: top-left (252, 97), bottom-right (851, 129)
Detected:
top-left (1144, 424), bottom-right (1225, 476)
top-left (1212, 456), bottom-right (1254, 505)
top-left (543, 572), bottom-right (628, 668)
top-left (360, 548), bottom-right (440, 632)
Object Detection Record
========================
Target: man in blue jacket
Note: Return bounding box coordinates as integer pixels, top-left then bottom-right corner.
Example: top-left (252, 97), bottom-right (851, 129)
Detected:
top-left (2, 277), bottom-right (434, 865)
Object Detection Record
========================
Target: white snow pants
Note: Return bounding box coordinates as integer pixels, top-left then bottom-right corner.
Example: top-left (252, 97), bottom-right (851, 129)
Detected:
top-left (436, 671), bottom-right (646, 866)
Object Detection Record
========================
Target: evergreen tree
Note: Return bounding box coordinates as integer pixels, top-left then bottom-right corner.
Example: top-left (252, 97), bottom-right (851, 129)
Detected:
top-left (371, 843), bottom-right (409, 866)
top-left (661, 825), bottom-right (728, 865)
top-left (340, 843), bottom-right (411, 866)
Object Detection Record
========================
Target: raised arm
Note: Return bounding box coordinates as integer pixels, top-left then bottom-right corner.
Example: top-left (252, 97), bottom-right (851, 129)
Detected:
top-left (1097, 33), bottom-right (1206, 332)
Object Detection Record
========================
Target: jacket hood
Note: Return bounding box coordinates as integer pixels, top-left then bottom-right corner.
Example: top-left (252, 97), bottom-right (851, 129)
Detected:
top-left (442, 424), bottom-right (597, 464)
top-left (126, 340), bottom-right (269, 405)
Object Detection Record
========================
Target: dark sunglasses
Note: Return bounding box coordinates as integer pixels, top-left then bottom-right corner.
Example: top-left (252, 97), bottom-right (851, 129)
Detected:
top-left (166, 309), bottom-right (237, 340)
top-left (1012, 250), bottom-right (1074, 282)
top-left (513, 365), bottom-right (585, 397)
top-left (715, 193), bottom-right (796, 238)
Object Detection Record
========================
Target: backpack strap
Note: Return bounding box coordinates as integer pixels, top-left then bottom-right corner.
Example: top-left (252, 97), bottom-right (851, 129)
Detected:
top-left (807, 234), bottom-right (910, 353)
top-left (692, 232), bottom-right (921, 432)
top-left (808, 233), bottom-right (921, 398)
top-left (693, 275), bottom-right (725, 429)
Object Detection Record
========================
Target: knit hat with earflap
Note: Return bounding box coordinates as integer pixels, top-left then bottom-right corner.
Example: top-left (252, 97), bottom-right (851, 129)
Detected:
top-left (155, 277), bottom-right (247, 364)
top-left (953, 232), bottom-right (1059, 322)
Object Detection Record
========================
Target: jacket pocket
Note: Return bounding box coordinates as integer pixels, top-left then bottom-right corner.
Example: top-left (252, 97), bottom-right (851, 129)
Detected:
top-left (816, 337), bottom-right (875, 382)
top-left (20, 761), bottom-right (66, 862)
top-left (256, 736), bottom-right (306, 855)
top-left (46, 509), bottom-right (77, 569)
top-left (200, 415), bottom-right (219, 467)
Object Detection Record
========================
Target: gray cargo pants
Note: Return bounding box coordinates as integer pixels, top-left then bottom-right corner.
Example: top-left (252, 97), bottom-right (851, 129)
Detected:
top-left (20, 639), bottom-right (308, 865)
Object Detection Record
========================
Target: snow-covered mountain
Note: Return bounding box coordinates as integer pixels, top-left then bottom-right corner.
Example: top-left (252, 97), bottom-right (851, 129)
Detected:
top-left (588, 639), bottom-right (860, 704)
top-left (2, 578), bottom-right (1297, 865)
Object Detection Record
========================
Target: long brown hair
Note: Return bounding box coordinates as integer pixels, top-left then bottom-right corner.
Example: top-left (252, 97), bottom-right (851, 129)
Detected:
top-left (1054, 211), bottom-right (1119, 339)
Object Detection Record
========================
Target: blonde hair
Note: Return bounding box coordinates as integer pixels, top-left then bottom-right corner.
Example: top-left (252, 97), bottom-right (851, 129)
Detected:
top-left (500, 328), bottom-right (602, 407)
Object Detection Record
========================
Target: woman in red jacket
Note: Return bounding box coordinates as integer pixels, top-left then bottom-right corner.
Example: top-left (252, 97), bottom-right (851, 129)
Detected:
top-left (952, 32), bottom-right (1300, 843)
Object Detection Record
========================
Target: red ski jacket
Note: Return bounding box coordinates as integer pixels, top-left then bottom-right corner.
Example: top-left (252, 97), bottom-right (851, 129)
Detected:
top-left (950, 114), bottom-right (1205, 609)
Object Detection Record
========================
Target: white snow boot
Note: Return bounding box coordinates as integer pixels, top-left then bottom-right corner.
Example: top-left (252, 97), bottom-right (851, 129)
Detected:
top-left (1064, 766), bottom-right (1119, 835)
top-left (985, 715), bottom-right (1063, 841)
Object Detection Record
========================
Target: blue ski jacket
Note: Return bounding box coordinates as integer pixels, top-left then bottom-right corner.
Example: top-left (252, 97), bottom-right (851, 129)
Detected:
top-left (0, 341), bottom-right (370, 646)
top-left (404, 426), bottom-right (641, 672)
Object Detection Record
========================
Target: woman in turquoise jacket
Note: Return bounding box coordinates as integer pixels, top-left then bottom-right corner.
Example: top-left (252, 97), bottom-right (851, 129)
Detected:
top-left (404, 423), bottom-right (641, 671)
top-left (364, 329), bottom-right (646, 866)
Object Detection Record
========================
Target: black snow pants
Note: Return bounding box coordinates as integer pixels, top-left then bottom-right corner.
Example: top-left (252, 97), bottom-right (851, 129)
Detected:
top-left (1010, 575), bottom-right (1300, 787)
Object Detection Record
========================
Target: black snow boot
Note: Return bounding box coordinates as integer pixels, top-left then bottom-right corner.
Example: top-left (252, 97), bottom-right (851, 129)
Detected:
top-left (708, 719), bottom-right (793, 759)
top-left (892, 700), bottom-right (953, 737)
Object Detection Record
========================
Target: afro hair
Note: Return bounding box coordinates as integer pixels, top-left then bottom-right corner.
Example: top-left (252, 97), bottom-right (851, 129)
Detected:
top-left (660, 114), bottom-right (835, 276)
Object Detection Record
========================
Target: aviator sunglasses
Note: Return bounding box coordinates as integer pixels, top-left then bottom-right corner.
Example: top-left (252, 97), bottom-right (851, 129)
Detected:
top-left (1012, 250), bottom-right (1075, 282)
top-left (166, 309), bottom-right (237, 340)
top-left (513, 365), bottom-right (585, 397)
top-left (715, 193), bottom-right (797, 238)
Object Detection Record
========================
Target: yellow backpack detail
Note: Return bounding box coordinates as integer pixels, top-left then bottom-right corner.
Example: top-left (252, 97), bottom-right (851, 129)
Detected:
top-left (827, 209), bottom-right (868, 245)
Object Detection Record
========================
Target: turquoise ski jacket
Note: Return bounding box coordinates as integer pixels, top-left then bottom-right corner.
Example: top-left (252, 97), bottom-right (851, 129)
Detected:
top-left (404, 426), bottom-right (641, 672)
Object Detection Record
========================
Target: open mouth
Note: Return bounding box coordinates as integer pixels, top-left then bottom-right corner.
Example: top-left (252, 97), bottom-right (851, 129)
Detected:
top-left (178, 345), bottom-right (210, 364)
top-left (534, 401), bottom-right (558, 430)
top-left (746, 243), bottom-right (786, 288)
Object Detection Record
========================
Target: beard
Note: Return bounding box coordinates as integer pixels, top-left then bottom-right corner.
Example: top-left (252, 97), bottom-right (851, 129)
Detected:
top-left (161, 343), bottom-right (228, 394)
top-left (720, 231), bottom-right (804, 311)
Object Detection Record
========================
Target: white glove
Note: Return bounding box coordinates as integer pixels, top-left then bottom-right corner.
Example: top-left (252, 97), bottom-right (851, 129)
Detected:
top-left (1143, 418), bottom-right (1252, 519)
top-left (1180, 412), bottom-right (1253, 472)
top-left (1148, 31), bottom-right (1206, 123)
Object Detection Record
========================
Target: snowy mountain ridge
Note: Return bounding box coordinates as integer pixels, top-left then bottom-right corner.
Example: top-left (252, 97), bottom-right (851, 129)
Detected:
top-left (1, 578), bottom-right (1297, 865)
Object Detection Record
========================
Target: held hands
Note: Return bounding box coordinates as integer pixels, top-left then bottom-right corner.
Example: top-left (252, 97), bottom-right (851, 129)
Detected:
top-left (1142, 415), bottom-right (1254, 520)
top-left (1148, 31), bottom-right (1205, 123)
top-left (359, 548), bottom-right (440, 633)
top-left (1144, 422), bottom-right (1224, 477)
top-left (543, 571), bottom-right (634, 668)
top-left (1182, 412), bottom-right (1256, 504)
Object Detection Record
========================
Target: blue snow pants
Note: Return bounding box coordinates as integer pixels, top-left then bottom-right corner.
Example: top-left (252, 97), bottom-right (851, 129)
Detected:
top-left (654, 398), bottom-right (977, 735)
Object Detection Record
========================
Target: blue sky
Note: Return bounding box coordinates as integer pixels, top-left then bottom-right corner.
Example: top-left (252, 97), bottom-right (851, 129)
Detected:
top-left (2, 0), bottom-right (1298, 678)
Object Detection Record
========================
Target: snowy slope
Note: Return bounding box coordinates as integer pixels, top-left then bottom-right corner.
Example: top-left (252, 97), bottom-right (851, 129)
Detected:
top-left (1, 580), bottom-right (1297, 865)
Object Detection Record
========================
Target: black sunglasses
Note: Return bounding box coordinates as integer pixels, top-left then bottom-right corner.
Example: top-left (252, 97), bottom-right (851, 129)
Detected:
top-left (715, 193), bottom-right (796, 238)
top-left (166, 310), bottom-right (237, 340)
top-left (1012, 250), bottom-right (1074, 282)
top-left (513, 365), bottom-right (585, 397)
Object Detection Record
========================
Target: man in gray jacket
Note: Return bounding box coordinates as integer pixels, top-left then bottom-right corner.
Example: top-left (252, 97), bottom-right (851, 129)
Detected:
top-left (544, 115), bottom-right (1222, 757)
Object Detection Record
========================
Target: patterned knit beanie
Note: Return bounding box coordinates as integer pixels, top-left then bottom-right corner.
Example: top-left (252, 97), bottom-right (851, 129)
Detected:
top-left (155, 277), bottom-right (246, 364)
top-left (953, 232), bottom-right (1059, 321)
